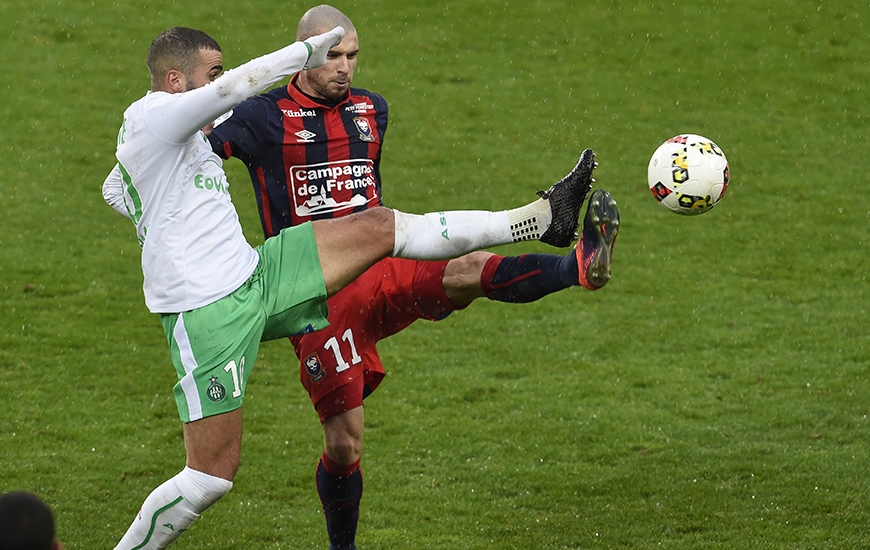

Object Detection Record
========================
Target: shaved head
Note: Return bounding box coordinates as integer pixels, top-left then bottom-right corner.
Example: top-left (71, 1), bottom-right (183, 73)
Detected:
top-left (296, 4), bottom-right (355, 41)
top-left (295, 5), bottom-right (360, 100)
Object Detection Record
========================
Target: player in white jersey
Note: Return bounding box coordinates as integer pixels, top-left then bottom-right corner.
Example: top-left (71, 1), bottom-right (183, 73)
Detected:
top-left (103, 25), bottom-right (613, 549)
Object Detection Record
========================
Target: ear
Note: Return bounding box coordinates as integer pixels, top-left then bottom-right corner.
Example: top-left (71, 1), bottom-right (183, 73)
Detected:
top-left (165, 69), bottom-right (187, 93)
top-left (52, 541), bottom-right (64, 550)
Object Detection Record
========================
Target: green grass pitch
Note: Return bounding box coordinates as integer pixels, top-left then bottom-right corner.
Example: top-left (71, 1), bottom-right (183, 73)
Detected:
top-left (1, 0), bottom-right (869, 548)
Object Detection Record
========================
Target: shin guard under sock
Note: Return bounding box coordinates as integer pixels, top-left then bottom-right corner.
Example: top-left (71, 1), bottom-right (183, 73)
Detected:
top-left (316, 454), bottom-right (363, 550)
top-left (113, 467), bottom-right (233, 550)
top-left (391, 197), bottom-right (553, 261)
top-left (480, 251), bottom-right (579, 303)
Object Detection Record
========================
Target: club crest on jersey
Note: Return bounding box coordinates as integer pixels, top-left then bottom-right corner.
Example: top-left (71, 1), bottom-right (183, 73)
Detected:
top-left (304, 353), bottom-right (326, 382)
top-left (206, 376), bottom-right (227, 403)
top-left (353, 117), bottom-right (375, 142)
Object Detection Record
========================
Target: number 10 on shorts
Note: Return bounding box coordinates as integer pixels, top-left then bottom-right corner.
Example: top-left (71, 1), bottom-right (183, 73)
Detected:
top-left (223, 357), bottom-right (245, 398)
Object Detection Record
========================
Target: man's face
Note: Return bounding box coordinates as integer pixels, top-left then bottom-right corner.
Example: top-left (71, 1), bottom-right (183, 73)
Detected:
top-left (297, 31), bottom-right (359, 101)
top-left (183, 48), bottom-right (224, 91)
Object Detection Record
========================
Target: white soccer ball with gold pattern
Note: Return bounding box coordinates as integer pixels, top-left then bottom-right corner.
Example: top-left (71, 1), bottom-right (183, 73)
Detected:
top-left (647, 134), bottom-right (730, 215)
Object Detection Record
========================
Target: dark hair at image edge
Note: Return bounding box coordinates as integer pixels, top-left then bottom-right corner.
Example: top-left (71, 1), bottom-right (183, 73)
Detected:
top-left (0, 491), bottom-right (57, 550)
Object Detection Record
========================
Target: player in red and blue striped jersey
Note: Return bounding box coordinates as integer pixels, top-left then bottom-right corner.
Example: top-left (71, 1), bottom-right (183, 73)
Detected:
top-left (211, 74), bottom-right (387, 235)
top-left (209, 6), bottom-right (618, 549)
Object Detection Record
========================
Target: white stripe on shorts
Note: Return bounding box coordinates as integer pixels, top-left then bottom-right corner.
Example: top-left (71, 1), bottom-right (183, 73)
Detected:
top-left (174, 313), bottom-right (204, 421)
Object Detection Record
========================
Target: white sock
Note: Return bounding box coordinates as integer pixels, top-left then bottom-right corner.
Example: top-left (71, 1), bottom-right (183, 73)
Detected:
top-left (391, 200), bottom-right (551, 259)
top-left (505, 197), bottom-right (552, 242)
top-left (114, 467), bottom-right (233, 550)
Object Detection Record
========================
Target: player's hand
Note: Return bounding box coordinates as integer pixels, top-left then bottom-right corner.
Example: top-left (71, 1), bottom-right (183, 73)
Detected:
top-left (303, 26), bottom-right (345, 70)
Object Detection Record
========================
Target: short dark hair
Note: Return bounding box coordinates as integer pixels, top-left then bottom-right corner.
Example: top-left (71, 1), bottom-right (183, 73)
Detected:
top-left (146, 27), bottom-right (221, 88)
top-left (0, 491), bottom-right (56, 550)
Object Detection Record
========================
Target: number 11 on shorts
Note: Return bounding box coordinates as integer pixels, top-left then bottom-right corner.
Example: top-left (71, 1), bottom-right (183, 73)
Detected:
top-left (324, 328), bottom-right (361, 373)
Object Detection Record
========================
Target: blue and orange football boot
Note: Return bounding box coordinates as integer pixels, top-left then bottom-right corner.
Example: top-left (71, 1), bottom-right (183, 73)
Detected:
top-left (575, 189), bottom-right (619, 290)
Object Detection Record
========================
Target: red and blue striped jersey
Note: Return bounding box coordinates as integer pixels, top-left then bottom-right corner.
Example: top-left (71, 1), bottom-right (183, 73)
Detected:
top-left (210, 76), bottom-right (388, 238)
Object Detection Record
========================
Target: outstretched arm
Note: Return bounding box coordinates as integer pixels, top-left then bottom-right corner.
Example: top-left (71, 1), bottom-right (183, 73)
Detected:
top-left (153, 27), bottom-right (345, 144)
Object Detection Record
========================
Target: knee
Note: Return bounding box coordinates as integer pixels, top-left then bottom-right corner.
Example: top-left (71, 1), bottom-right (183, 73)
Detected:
top-left (368, 206), bottom-right (395, 225)
top-left (184, 453), bottom-right (241, 483)
top-left (443, 251), bottom-right (494, 304)
top-left (355, 207), bottom-right (395, 240)
top-left (324, 432), bottom-right (363, 466)
top-left (448, 251), bottom-right (493, 277)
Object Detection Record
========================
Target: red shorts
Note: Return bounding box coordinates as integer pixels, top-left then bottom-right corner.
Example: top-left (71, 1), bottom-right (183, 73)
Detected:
top-left (290, 258), bottom-right (461, 422)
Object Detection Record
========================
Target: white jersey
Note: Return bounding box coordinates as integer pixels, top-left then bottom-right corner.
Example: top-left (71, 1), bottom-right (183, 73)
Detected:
top-left (112, 41), bottom-right (314, 313)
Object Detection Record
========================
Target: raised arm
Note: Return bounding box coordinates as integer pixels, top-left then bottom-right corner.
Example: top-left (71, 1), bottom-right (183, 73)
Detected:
top-left (153, 27), bottom-right (344, 144)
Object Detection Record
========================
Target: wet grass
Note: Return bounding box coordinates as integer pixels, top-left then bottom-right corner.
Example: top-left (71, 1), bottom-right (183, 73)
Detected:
top-left (1, 0), bottom-right (869, 548)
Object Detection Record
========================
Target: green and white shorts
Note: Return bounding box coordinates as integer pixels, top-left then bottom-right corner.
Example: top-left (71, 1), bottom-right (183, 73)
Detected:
top-left (160, 223), bottom-right (329, 423)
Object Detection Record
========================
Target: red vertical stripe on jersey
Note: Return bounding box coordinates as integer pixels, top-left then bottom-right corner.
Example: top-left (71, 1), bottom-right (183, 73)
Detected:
top-left (256, 166), bottom-right (274, 238)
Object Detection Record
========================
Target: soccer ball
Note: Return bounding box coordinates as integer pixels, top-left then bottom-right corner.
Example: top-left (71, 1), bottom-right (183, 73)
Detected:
top-left (647, 134), bottom-right (730, 215)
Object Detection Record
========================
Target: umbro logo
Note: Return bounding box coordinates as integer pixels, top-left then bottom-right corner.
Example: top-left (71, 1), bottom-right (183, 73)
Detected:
top-left (295, 130), bottom-right (316, 143)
